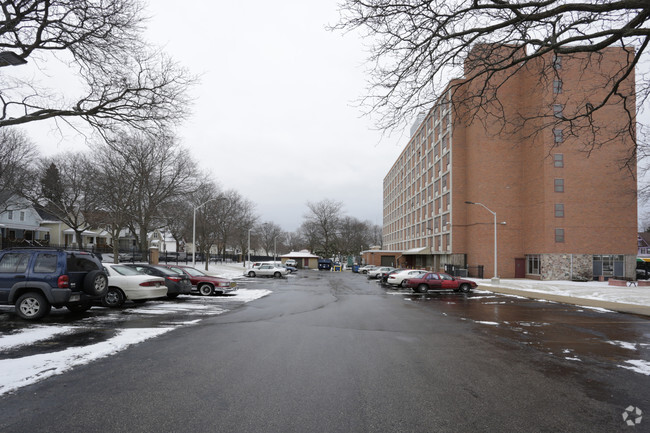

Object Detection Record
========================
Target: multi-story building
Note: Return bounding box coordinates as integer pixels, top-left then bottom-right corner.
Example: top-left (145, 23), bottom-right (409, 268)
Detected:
top-left (383, 44), bottom-right (637, 280)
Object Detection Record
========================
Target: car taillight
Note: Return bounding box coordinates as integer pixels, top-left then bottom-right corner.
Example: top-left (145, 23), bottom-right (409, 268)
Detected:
top-left (58, 275), bottom-right (69, 288)
top-left (167, 277), bottom-right (181, 282)
top-left (139, 281), bottom-right (159, 287)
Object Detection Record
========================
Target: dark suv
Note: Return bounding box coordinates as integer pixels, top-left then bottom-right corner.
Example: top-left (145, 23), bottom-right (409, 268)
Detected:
top-left (0, 248), bottom-right (108, 320)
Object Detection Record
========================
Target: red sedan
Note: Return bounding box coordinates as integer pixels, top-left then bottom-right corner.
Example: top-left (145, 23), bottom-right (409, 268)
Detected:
top-left (160, 265), bottom-right (237, 296)
top-left (404, 272), bottom-right (477, 294)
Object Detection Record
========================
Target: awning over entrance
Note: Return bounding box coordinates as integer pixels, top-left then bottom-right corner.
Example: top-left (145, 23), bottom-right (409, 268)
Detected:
top-left (637, 257), bottom-right (650, 262)
top-left (402, 247), bottom-right (431, 255)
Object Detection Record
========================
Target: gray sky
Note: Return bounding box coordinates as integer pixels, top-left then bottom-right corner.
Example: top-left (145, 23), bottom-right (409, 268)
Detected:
top-left (24, 0), bottom-right (405, 233)
top-left (142, 0), bottom-right (403, 231)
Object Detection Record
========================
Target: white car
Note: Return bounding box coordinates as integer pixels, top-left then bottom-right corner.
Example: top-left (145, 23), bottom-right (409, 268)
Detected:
top-left (367, 266), bottom-right (395, 279)
top-left (102, 263), bottom-right (168, 307)
top-left (245, 264), bottom-right (290, 278)
top-left (387, 269), bottom-right (428, 287)
top-left (358, 265), bottom-right (377, 274)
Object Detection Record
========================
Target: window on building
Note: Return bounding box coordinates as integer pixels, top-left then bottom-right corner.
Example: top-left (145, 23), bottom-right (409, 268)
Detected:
top-left (19, 211), bottom-right (25, 221)
top-left (7, 210), bottom-right (13, 220)
top-left (555, 228), bottom-right (565, 243)
top-left (554, 153), bottom-right (564, 167)
top-left (553, 79), bottom-right (563, 94)
top-left (553, 128), bottom-right (564, 143)
top-left (526, 255), bottom-right (540, 275)
top-left (553, 104), bottom-right (563, 118)
top-left (554, 178), bottom-right (564, 192)
top-left (555, 203), bottom-right (564, 218)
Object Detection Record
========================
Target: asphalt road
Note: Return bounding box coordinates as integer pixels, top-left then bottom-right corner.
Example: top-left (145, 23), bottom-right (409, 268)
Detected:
top-left (1, 271), bottom-right (648, 433)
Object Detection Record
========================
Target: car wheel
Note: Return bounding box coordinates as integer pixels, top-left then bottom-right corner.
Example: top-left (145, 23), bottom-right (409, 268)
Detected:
top-left (459, 283), bottom-right (471, 293)
top-left (198, 284), bottom-right (213, 296)
top-left (102, 287), bottom-right (125, 307)
top-left (15, 292), bottom-right (51, 320)
top-left (66, 303), bottom-right (92, 313)
top-left (400, 280), bottom-right (408, 288)
top-left (417, 284), bottom-right (429, 294)
top-left (167, 293), bottom-right (179, 299)
top-left (83, 270), bottom-right (109, 296)
top-left (274, 271), bottom-right (281, 278)
top-left (248, 271), bottom-right (256, 277)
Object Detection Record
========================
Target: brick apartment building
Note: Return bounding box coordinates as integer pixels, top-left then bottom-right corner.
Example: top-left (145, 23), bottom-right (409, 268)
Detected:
top-left (383, 44), bottom-right (637, 280)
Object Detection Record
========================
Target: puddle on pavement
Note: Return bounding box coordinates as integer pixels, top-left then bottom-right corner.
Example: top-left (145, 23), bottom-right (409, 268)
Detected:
top-left (395, 289), bottom-right (650, 369)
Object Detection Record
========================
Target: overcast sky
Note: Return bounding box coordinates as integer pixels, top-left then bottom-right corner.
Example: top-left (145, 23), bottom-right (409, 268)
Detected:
top-left (142, 0), bottom-right (404, 232)
top-left (23, 0), bottom-right (406, 233)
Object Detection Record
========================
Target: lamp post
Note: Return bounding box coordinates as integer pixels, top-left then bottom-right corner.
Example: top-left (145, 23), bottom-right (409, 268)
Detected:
top-left (465, 201), bottom-right (499, 283)
top-left (247, 228), bottom-right (252, 267)
top-left (192, 198), bottom-right (219, 267)
top-left (0, 51), bottom-right (27, 67)
top-left (273, 236), bottom-right (277, 263)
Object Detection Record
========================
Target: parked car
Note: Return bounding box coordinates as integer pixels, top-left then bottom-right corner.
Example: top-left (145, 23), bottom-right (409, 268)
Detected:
top-left (367, 266), bottom-right (395, 279)
top-left (285, 259), bottom-right (297, 267)
top-left (119, 252), bottom-right (145, 262)
top-left (358, 265), bottom-right (377, 274)
top-left (387, 269), bottom-right (428, 287)
top-left (245, 264), bottom-right (290, 278)
top-left (160, 264), bottom-right (237, 295)
top-left (101, 263), bottom-right (167, 307)
top-left (0, 248), bottom-right (108, 320)
top-left (380, 268), bottom-right (405, 284)
top-left (123, 263), bottom-right (192, 298)
top-left (281, 264), bottom-right (298, 273)
top-left (405, 272), bottom-right (477, 293)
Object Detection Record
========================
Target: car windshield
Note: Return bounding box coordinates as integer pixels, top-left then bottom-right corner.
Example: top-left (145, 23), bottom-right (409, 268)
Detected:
top-left (109, 265), bottom-right (144, 276)
top-left (183, 267), bottom-right (207, 277)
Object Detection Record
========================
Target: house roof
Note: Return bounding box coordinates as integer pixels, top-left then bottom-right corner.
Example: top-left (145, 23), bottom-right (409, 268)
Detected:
top-left (281, 250), bottom-right (319, 259)
top-left (639, 232), bottom-right (650, 248)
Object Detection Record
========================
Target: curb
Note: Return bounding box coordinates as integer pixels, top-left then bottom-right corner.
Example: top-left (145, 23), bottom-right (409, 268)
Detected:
top-left (481, 285), bottom-right (650, 318)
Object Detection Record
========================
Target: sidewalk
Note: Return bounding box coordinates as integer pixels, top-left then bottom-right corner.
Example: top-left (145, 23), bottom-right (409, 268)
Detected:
top-left (474, 278), bottom-right (650, 317)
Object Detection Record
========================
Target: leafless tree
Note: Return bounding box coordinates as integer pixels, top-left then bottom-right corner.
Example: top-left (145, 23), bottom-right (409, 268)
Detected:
top-left (0, 0), bottom-right (196, 135)
top-left (338, 216), bottom-right (377, 257)
top-left (190, 181), bottom-right (222, 270)
top-left (333, 1), bottom-right (646, 166)
top-left (303, 199), bottom-right (344, 257)
top-left (87, 142), bottom-right (139, 262)
top-left (0, 128), bottom-right (39, 211)
top-left (255, 221), bottom-right (284, 257)
top-left (37, 153), bottom-right (96, 246)
top-left (103, 132), bottom-right (197, 253)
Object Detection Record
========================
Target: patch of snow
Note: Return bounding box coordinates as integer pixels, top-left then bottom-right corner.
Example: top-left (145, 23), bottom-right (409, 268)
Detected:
top-left (475, 321), bottom-right (499, 326)
top-left (620, 360), bottom-right (650, 376)
top-left (0, 327), bottom-right (174, 396)
top-left (565, 357), bottom-right (582, 361)
top-left (0, 326), bottom-right (75, 350)
top-left (607, 340), bottom-right (638, 350)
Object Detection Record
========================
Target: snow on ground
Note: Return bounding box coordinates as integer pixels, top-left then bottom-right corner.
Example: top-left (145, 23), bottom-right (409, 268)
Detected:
top-left (0, 287), bottom-right (271, 396)
top-left (473, 278), bottom-right (650, 307)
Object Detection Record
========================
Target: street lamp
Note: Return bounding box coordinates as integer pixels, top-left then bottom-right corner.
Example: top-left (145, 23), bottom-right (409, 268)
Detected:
top-left (192, 197), bottom-right (220, 267)
top-left (273, 236), bottom-right (277, 263)
top-left (247, 228), bottom-right (252, 267)
top-left (0, 51), bottom-right (27, 67)
top-left (465, 201), bottom-right (499, 283)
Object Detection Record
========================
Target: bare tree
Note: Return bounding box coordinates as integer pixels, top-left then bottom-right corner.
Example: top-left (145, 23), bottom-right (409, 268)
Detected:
top-left (255, 221), bottom-right (284, 257)
top-left (333, 1), bottom-right (645, 162)
top-left (0, 128), bottom-right (39, 210)
top-left (0, 0), bottom-right (195, 135)
top-left (87, 142), bottom-right (139, 262)
top-left (105, 132), bottom-right (197, 253)
top-left (37, 153), bottom-right (96, 246)
top-left (338, 217), bottom-right (376, 257)
top-left (190, 181), bottom-right (222, 270)
top-left (303, 199), bottom-right (343, 258)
